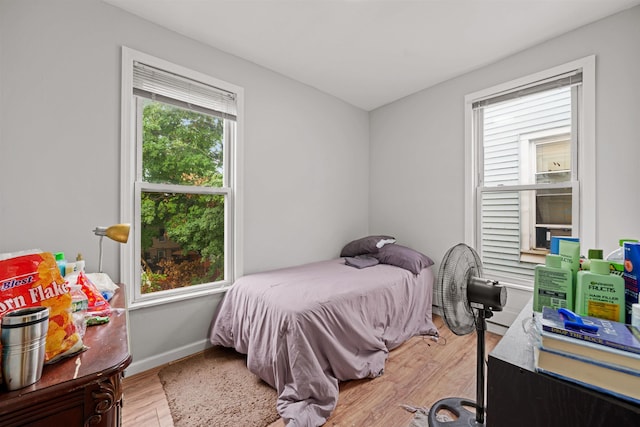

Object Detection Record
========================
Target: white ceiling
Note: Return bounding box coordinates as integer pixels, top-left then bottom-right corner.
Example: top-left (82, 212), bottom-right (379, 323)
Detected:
top-left (104, 0), bottom-right (640, 111)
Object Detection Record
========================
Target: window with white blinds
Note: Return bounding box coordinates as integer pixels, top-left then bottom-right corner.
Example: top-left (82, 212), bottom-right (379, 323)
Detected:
top-left (121, 47), bottom-right (243, 306)
top-left (465, 57), bottom-right (595, 287)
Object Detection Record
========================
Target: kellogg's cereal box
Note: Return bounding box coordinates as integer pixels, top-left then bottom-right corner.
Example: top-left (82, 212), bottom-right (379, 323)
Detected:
top-left (0, 251), bottom-right (83, 363)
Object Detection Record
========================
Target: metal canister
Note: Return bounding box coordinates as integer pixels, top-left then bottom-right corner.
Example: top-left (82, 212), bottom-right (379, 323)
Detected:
top-left (1, 306), bottom-right (49, 391)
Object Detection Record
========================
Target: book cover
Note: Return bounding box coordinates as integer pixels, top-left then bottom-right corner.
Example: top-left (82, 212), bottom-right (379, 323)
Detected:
top-left (540, 306), bottom-right (640, 355)
top-left (534, 347), bottom-right (640, 405)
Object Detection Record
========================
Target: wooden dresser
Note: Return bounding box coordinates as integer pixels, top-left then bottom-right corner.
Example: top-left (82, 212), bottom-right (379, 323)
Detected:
top-left (0, 287), bottom-right (131, 427)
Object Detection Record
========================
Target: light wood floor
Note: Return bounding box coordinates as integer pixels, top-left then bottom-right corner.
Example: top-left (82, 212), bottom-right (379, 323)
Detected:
top-left (122, 314), bottom-right (501, 427)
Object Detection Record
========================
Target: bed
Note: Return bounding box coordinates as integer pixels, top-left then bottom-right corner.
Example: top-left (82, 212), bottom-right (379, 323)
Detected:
top-left (209, 241), bottom-right (438, 427)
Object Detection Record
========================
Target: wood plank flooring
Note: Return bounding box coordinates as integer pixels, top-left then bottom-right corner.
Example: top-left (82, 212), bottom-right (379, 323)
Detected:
top-left (122, 314), bottom-right (501, 427)
top-left (122, 364), bottom-right (174, 427)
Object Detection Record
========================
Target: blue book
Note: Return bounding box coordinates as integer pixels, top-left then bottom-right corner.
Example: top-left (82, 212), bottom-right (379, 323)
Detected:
top-left (536, 327), bottom-right (640, 372)
top-left (534, 346), bottom-right (640, 405)
top-left (540, 306), bottom-right (640, 356)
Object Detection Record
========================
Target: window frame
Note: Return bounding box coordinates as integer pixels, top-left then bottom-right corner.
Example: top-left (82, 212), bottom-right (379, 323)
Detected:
top-left (120, 47), bottom-right (244, 309)
top-left (464, 56), bottom-right (596, 288)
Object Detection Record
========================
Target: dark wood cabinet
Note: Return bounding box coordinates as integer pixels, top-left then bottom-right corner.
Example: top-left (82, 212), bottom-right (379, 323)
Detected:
top-left (0, 286), bottom-right (131, 427)
top-left (487, 301), bottom-right (640, 426)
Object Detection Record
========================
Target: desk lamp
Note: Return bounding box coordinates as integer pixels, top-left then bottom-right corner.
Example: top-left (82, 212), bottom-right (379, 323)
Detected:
top-left (92, 224), bottom-right (130, 273)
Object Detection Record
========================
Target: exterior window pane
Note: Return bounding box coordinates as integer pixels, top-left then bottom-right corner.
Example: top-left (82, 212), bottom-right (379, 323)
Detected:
top-left (142, 100), bottom-right (224, 186)
top-left (481, 190), bottom-right (533, 281)
top-left (482, 87), bottom-right (572, 188)
top-left (535, 140), bottom-right (570, 182)
top-left (480, 187), bottom-right (573, 280)
top-left (536, 188), bottom-right (572, 226)
top-left (138, 97), bottom-right (227, 295)
top-left (140, 191), bottom-right (225, 294)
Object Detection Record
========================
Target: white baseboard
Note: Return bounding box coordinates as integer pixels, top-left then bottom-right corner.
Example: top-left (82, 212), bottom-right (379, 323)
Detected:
top-left (125, 338), bottom-right (212, 376)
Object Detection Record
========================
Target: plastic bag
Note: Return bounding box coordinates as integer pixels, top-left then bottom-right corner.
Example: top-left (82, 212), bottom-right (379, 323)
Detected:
top-left (75, 271), bottom-right (111, 317)
top-left (0, 251), bottom-right (83, 363)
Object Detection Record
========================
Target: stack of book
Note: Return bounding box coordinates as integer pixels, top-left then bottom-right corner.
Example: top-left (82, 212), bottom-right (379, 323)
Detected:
top-left (534, 306), bottom-right (640, 404)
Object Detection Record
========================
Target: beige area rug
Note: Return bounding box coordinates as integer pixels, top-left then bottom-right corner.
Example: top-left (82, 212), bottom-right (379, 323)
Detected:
top-left (158, 346), bottom-right (280, 427)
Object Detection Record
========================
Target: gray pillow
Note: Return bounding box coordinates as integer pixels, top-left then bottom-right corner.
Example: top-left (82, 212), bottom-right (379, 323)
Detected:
top-left (340, 235), bottom-right (396, 257)
top-left (373, 244), bottom-right (434, 274)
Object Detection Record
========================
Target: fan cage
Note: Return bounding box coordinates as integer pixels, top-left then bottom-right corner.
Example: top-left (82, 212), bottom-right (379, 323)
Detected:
top-left (437, 243), bottom-right (483, 336)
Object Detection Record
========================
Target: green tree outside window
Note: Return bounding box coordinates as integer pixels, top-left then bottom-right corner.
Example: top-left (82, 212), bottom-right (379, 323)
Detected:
top-left (140, 101), bottom-right (225, 293)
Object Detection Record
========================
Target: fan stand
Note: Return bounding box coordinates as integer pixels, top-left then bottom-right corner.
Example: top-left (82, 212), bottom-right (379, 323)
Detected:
top-left (428, 308), bottom-right (491, 427)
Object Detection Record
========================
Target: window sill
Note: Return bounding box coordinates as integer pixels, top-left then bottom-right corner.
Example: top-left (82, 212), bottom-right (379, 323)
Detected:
top-left (520, 249), bottom-right (547, 265)
top-left (127, 285), bottom-right (230, 311)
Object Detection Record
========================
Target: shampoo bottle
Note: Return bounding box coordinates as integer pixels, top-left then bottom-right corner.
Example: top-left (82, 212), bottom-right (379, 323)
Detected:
top-left (606, 239), bottom-right (638, 275)
top-left (533, 254), bottom-right (573, 312)
top-left (575, 259), bottom-right (625, 322)
top-left (54, 252), bottom-right (67, 277)
top-left (559, 239), bottom-right (580, 299)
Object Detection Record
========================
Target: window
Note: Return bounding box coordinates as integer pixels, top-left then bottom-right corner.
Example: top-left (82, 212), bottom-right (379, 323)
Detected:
top-left (465, 57), bottom-right (595, 287)
top-left (121, 48), bottom-right (243, 306)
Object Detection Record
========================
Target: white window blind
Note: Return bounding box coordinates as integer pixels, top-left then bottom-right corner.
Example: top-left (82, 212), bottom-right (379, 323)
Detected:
top-left (472, 71), bottom-right (582, 110)
top-left (133, 61), bottom-right (237, 120)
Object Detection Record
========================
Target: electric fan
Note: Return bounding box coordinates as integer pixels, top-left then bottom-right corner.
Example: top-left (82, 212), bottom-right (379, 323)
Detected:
top-left (428, 243), bottom-right (507, 427)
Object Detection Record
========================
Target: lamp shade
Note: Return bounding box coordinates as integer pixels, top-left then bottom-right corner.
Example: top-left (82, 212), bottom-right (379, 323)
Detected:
top-left (93, 224), bottom-right (130, 243)
top-left (106, 224), bottom-right (130, 243)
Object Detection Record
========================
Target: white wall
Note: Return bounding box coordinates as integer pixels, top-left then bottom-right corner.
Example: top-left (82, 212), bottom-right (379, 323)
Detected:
top-left (0, 0), bottom-right (370, 373)
top-left (370, 6), bottom-right (640, 325)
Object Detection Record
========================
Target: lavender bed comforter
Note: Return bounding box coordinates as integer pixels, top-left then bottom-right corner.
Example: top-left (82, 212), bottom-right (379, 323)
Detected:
top-left (209, 258), bottom-right (437, 426)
